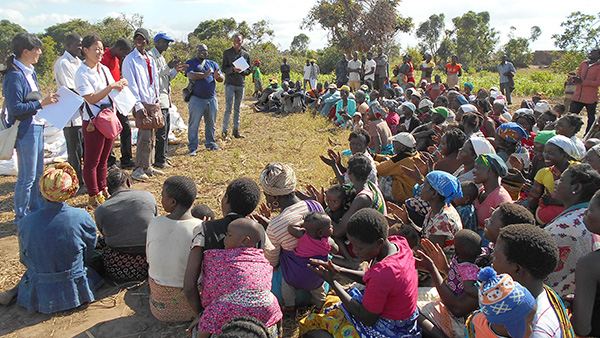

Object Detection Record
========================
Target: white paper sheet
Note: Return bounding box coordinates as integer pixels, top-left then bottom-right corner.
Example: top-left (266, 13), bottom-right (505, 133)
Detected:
top-left (37, 86), bottom-right (85, 130)
top-left (109, 86), bottom-right (136, 116)
top-left (232, 57), bottom-right (250, 72)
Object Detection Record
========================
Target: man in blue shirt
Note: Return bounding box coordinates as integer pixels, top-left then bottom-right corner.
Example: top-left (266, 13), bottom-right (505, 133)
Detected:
top-left (498, 54), bottom-right (516, 105)
top-left (185, 44), bottom-right (223, 154)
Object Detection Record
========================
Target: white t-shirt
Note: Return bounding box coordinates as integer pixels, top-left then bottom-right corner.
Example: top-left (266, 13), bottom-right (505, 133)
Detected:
top-left (146, 216), bottom-right (201, 288)
top-left (75, 63), bottom-right (115, 120)
top-left (348, 59), bottom-right (362, 82)
top-left (364, 59), bottom-right (377, 81)
top-left (531, 289), bottom-right (562, 338)
top-left (304, 65), bottom-right (311, 80)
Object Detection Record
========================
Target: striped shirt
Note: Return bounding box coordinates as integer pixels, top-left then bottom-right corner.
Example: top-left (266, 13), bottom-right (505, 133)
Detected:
top-left (264, 200), bottom-right (324, 266)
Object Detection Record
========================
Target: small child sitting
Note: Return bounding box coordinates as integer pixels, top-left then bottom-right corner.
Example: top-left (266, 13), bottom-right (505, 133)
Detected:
top-left (324, 184), bottom-right (348, 224)
top-left (454, 181), bottom-right (479, 232)
top-left (465, 267), bottom-right (536, 338)
top-left (285, 212), bottom-right (338, 313)
top-left (191, 203), bottom-right (214, 221)
top-left (417, 230), bottom-right (482, 338)
top-left (146, 176), bottom-right (201, 322)
top-left (192, 218), bottom-right (282, 338)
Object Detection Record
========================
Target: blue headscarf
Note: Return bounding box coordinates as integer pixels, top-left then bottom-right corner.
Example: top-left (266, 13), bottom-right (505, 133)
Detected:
top-left (496, 122), bottom-right (528, 143)
top-left (456, 94), bottom-right (468, 105)
top-left (425, 171), bottom-right (463, 206)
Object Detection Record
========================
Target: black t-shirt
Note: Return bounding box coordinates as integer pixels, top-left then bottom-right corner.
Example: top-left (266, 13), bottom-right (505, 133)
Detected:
top-left (280, 63), bottom-right (291, 79)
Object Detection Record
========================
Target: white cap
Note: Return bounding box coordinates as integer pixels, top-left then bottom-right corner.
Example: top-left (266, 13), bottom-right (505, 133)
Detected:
top-left (389, 132), bottom-right (416, 148)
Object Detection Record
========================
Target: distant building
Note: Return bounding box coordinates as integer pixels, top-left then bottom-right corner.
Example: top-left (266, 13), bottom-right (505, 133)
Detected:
top-left (533, 50), bottom-right (564, 66)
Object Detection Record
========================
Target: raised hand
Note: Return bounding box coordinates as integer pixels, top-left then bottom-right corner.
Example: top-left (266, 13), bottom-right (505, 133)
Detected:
top-left (420, 238), bottom-right (449, 274)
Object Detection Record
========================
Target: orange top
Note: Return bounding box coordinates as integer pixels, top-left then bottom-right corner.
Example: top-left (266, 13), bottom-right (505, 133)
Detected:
top-left (446, 63), bottom-right (462, 75)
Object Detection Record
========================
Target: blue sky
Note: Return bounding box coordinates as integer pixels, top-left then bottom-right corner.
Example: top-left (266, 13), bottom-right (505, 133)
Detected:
top-left (0, 0), bottom-right (589, 52)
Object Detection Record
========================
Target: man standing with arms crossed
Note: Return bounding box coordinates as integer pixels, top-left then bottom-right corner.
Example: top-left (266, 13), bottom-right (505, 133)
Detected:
top-left (148, 33), bottom-right (187, 169)
top-left (185, 44), bottom-right (223, 154)
top-left (122, 28), bottom-right (161, 181)
top-left (221, 33), bottom-right (251, 140)
top-left (54, 33), bottom-right (85, 193)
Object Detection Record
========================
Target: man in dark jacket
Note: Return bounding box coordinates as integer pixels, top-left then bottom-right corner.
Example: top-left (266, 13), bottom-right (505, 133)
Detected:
top-left (221, 33), bottom-right (251, 139)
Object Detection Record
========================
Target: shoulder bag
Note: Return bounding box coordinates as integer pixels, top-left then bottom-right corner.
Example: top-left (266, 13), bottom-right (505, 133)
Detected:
top-left (84, 68), bottom-right (122, 138)
top-left (182, 59), bottom-right (205, 102)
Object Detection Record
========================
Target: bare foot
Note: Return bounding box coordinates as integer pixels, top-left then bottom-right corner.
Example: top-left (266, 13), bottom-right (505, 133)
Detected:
top-left (0, 286), bottom-right (18, 306)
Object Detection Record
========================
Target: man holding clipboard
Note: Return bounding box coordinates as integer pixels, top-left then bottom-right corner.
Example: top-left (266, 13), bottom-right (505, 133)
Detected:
top-left (221, 33), bottom-right (251, 140)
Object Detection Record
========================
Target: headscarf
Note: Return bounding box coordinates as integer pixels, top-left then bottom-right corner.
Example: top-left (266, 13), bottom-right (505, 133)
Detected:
top-left (478, 267), bottom-right (536, 338)
top-left (534, 102), bottom-right (551, 114)
top-left (259, 162), bottom-right (296, 196)
top-left (547, 135), bottom-right (580, 160)
top-left (425, 171), bottom-right (463, 206)
top-left (475, 154), bottom-right (508, 178)
top-left (515, 108), bottom-right (534, 115)
top-left (418, 99), bottom-right (433, 109)
top-left (534, 130), bottom-right (556, 145)
top-left (496, 122), bottom-right (528, 143)
top-left (591, 144), bottom-right (600, 157)
top-left (470, 137), bottom-right (496, 156)
top-left (459, 104), bottom-right (478, 113)
top-left (434, 107), bottom-right (449, 119)
top-left (339, 85), bottom-right (351, 92)
top-left (401, 102), bottom-right (416, 113)
top-left (464, 82), bottom-right (474, 91)
top-left (390, 132), bottom-right (416, 148)
top-left (456, 94), bottom-right (468, 105)
top-left (39, 162), bottom-right (79, 203)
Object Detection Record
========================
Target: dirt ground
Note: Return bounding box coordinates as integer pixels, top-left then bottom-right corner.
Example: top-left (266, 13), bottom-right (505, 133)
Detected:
top-left (0, 92), bottom-right (580, 338)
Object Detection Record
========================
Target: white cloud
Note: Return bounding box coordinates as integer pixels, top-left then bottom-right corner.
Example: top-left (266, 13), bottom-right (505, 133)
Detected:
top-left (4, 2), bottom-right (33, 10)
top-left (0, 9), bottom-right (26, 22)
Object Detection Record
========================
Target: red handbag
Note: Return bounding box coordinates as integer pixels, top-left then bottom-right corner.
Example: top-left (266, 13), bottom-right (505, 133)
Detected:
top-left (84, 102), bottom-right (122, 139)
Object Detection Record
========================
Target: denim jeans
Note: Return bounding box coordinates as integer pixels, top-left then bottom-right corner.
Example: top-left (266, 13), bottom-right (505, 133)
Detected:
top-left (188, 95), bottom-right (218, 151)
top-left (222, 84), bottom-right (244, 133)
top-left (63, 126), bottom-right (83, 184)
top-left (14, 124), bottom-right (45, 221)
top-left (154, 108), bottom-right (170, 164)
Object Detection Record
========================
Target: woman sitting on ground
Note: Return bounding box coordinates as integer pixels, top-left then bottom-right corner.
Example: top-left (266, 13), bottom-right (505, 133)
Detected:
top-left (0, 163), bottom-right (102, 313)
top-left (454, 137), bottom-right (496, 183)
top-left (473, 154), bottom-right (513, 231)
top-left (94, 168), bottom-right (157, 281)
top-left (432, 128), bottom-right (468, 175)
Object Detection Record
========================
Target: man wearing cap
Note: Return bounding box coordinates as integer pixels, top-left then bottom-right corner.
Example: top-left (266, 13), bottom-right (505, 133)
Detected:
top-left (148, 33), bottom-right (188, 168)
top-left (185, 44), bottom-right (223, 154)
top-left (569, 48), bottom-right (600, 134)
top-left (319, 84), bottom-right (340, 117)
top-left (122, 28), bottom-right (161, 181)
top-left (280, 57), bottom-right (290, 84)
top-left (101, 39), bottom-right (134, 169)
top-left (221, 33), bottom-right (251, 140)
top-left (498, 54), bottom-right (516, 105)
top-left (53, 33), bottom-right (85, 194)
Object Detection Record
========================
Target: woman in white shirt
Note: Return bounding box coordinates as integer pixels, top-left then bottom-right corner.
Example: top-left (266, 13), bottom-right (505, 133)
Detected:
top-left (75, 35), bottom-right (127, 206)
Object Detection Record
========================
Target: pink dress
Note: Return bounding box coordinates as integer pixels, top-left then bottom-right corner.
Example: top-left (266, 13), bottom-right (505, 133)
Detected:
top-left (474, 186), bottom-right (512, 230)
top-left (294, 233), bottom-right (330, 258)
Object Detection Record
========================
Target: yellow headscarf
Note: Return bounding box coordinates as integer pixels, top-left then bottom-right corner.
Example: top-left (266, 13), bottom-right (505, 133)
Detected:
top-left (39, 162), bottom-right (79, 203)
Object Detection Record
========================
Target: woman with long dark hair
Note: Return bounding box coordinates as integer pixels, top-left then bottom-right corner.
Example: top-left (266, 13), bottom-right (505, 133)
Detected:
top-left (2, 33), bottom-right (58, 222)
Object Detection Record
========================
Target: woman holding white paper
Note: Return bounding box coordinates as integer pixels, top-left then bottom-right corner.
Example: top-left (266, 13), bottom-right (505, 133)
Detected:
top-left (75, 35), bottom-right (128, 206)
top-left (1, 33), bottom-right (58, 222)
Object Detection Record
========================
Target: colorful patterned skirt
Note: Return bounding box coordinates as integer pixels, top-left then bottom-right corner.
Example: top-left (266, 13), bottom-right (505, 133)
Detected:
top-left (101, 245), bottom-right (148, 282)
top-left (300, 288), bottom-right (421, 338)
top-left (149, 277), bottom-right (196, 322)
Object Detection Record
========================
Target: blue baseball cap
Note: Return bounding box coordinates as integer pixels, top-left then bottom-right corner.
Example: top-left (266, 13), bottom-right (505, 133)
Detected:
top-left (154, 33), bottom-right (174, 43)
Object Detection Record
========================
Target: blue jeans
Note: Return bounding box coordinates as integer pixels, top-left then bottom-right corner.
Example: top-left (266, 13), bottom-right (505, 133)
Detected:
top-left (222, 84), bottom-right (244, 133)
top-left (188, 95), bottom-right (218, 150)
top-left (15, 124), bottom-right (45, 221)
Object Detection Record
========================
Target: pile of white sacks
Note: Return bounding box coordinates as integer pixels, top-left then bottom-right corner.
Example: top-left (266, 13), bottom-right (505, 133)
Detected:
top-left (0, 105), bottom-right (187, 176)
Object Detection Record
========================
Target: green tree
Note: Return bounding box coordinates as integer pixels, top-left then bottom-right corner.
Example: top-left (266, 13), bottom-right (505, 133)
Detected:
top-left (189, 18), bottom-right (238, 41)
top-left (93, 13), bottom-right (143, 48)
top-left (552, 11), bottom-right (600, 51)
top-left (248, 20), bottom-right (274, 46)
top-left (37, 36), bottom-right (58, 79)
top-left (0, 20), bottom-right (27, 63)
top-left (316, 46), bottom-right (342, 74)
top-left (502, 26), bottom-right (541, 68)
top-left (415, 13), bottom-right (445, 63)
top-left (44, 19), bottom-right (94, 52)
top-left (290, 33), bottom-right (310, 54)
top-left (451, 11), bottom-right (499, 70)
top-left (302, 0), bottom-right (413, 53)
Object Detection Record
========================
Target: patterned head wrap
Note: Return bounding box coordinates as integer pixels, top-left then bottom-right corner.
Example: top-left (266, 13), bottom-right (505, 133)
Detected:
top-left (478, 267), bottom-right (536, 338)
top-left (259, 162), bottom-right (296, 196)
top-left (547, 135), bottom-right (580, 160)
top-left (533, 130), bottom-right (556, 145)
top-left (418, 99), bottom-right (433, 109)
top-left (401, 102), bottom-right (416, 113)
top-left (475, 154), bottom-right (508, 178)
top-left (496, 122), bottom-right (528, 143)
top-left (39, 162), bottom-right (79, 203)
top-left (425, 170), bottom-right (463, 206)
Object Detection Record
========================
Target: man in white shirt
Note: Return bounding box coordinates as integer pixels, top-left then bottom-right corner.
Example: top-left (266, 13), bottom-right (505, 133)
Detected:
top-left (303, 59), bottom-right (311, 90)
top-left (347, 51), bottom-right (362, 92)
top-left (122, 28), bottom-right (161, 181)
top-left (53, 33), bottom-right (84, 193)
top-left (148, 33), bottom-right (187, 169)
top-left (364, 51), bottom-right (376, 90)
